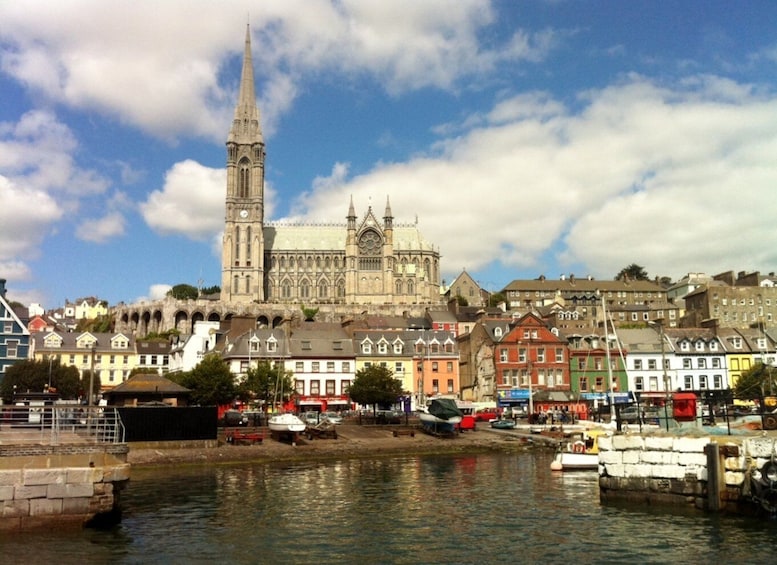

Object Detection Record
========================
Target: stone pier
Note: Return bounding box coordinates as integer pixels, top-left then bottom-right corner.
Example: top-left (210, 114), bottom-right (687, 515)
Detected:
top-left (597, 432), bottom-right (777, 516)
top-left (0, 442), bottom-right (130, 531)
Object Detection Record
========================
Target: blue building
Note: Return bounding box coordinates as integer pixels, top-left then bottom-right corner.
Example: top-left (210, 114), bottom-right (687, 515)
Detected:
top-left (0, 279), bottom-right (30, 383)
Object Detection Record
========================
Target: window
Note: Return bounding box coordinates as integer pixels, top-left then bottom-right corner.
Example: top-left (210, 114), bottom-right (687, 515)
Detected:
top-left (648, 359), bottom-right (656, 370)
top-left (311, 380), bottom-right (320, 395)
top-left (537, 348), bottom-right (545, 363)
top-left (432, 362), bottom-right (439, 372)
top-left (393, 342), bottom-right (403, 354)
top-left (6, 340), bottom-right (18, 358)
top-left (447, 379), bottom-right (454, 393)
top-left (361, 342), bottom-right (372, 354)
top-left (342, 380), bottom-right (351, 393)
top-left (447, 361), bottom-right (453, 372)
top-left (296, 361), bottom-right (304, 372)
top-left (635, 376), bottom-right (644, 391)
top-left (580, 376), bottom-right (588, 392)
top-left (684, 375), bottom-right (693, 389)
top-left (699, 375), bottom-right (708, 389)
top-left (555, 348), bottom-right (564, 363)
top-left (500, 349), bottom-right (508, 362)
top-left (342, 362), bottom-right (350, 373)
top-left (712, 358), bottom-right (721, 369)
top-left (698, 358), bottom-right (706, 369)
top-left (577, 358), bottom-right (586, 370)
top-left (683, 358), bottom-right (692, 369)
top-left (395, 362), bottom-right (403, 373)
top-left (312, 362), bottom-right (320, 373)
top-left (326, 380), bottom-right (335, 395)
top-left (713, 375), bottom-right (722, 388)
top-left (432, 379), bottom-right (439, 393)
top-left (267, 340), bottom-right (277, 353)
top-left (595, 359), bottom-right (602, 371)
top-left (295, 380), bottom-right (304, 395)
top-left (519, 348), bottom-right (527, 363)
top-left (327, 361), bottom-right (335, 372)
top-left (378, 342), bottom-right (388, 354)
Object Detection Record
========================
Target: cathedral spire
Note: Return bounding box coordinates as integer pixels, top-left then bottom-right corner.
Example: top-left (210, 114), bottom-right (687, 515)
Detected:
top-left (228, 24), bottom-right (262, 145)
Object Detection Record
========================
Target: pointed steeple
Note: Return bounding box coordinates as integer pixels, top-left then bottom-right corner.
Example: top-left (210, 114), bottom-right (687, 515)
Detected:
top-left (383, 196), bottom-right (393, 229)
top-left (228, 24), bottom-right (263, 145)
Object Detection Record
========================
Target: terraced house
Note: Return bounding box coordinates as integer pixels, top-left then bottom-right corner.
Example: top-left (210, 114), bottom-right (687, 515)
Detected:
top-left (0, 279), bottom-right (29, 382)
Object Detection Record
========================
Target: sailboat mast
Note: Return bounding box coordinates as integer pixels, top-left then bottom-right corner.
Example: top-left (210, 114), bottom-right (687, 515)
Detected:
top-left (602, 294), bottom-right (616, 421)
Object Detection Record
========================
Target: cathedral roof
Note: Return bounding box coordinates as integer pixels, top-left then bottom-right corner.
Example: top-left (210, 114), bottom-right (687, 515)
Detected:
top-left (264, 223), bottom-right (436, 252)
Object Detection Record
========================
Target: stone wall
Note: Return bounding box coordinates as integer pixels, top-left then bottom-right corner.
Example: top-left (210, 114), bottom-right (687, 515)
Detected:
top-left (0, 443), bottom-right (130, 531)
top-left (597, 433), bottom-right (776, 515)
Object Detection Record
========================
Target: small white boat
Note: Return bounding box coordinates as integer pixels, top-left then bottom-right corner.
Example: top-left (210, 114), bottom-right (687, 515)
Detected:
top-left (550, 430), bottom-right (606, 471)
top-left (268, 413), bottom-right (306, 433)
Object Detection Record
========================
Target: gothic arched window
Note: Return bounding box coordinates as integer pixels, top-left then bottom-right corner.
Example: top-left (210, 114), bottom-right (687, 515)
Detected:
top-left (238, 158), bottom-right (251, 198)
top-left (358, 229), bottom-right (382, 271)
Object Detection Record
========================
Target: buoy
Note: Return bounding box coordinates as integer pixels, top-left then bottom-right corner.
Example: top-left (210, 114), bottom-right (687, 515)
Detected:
top-left (550, 459), bottom-right (563, 471)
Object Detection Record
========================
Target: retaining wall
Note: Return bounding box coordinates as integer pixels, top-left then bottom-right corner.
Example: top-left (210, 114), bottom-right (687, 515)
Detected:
top-left (597, 432), bottom-right (777, 515)
top-left (0, 443), bottom-right (130, 531)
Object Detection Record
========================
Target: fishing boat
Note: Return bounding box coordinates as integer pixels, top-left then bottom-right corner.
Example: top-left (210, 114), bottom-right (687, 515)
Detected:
top-left (268, 413), bottom-right (306, 433)
top-left (550, 430), bottom-right (605, 471)
top-left (418, 398), bottom-right (463, 435)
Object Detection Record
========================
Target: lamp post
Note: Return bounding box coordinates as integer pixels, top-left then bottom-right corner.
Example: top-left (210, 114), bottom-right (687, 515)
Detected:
top-left (89, 344), bottom-right (96, 409)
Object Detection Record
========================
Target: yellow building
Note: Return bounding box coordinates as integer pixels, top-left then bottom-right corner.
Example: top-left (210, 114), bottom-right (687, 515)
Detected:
top-left (32, 331), bottom-right (137, 393)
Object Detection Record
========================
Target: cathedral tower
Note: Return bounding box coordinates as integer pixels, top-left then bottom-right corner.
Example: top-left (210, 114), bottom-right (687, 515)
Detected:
top-left (221, 25), bottom-right (266, 303)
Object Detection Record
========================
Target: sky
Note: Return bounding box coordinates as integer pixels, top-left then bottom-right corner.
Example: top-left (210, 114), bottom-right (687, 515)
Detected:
top-left (2, 0), bottom-right (777, 310)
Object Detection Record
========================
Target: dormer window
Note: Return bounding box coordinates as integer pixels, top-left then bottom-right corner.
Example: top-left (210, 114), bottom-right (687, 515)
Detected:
top-left (695, 341), bottom-right (704, 352)
top-left (361, 342), bottom-right (372, 354)
top-left (393, 341), bottom-right (403, 354)
top-left (680, 341), bottom-right (690, 352)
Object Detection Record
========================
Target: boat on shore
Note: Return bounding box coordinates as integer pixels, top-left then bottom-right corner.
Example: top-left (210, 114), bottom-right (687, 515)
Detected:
top-left (490, 419), bottom-right (517, 430)
top-left (268, 413), bottom-right (306, 433)
top-left (418, 398), bottom-right (463, 435)
top-left (550, 430), bottom-right (606, 471)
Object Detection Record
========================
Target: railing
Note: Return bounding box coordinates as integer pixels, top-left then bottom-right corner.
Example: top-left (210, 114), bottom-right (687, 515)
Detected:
top-left (0, 405), bottom-right (125, 445)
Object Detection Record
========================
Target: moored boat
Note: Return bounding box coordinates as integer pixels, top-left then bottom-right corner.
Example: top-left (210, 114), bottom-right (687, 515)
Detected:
top-left (490, 418), bottom-right (517, 430)
top-left (550, 429), bottom-right (606, 471)
top-left (418, 398), bottom-right (463, 435)
top-left (268, 413), bottom-right (306, 433)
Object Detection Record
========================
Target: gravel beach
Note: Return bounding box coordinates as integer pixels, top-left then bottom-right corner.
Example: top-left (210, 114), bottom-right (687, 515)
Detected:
top-left (127, 424), bottom-right (538, 467)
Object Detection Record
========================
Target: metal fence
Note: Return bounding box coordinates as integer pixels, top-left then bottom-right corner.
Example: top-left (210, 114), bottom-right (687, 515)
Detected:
top-left (0, 404), bottom-right (125, 445)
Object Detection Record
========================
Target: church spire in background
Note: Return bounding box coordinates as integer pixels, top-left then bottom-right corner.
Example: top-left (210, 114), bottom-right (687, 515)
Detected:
top-left (228, 24), bottom-right (262, 145)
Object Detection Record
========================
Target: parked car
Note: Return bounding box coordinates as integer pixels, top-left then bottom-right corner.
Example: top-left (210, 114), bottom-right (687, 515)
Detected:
top-left (376, 410), bottom-right (404, 424)
top-left (320, 411), bottom-right (343, 425)
top-left (303, 411), bottom-right (320, 425)
top-left (473, 408), bottom-right (499, 422)
top-left (222, 409), bottom-right (248, 426)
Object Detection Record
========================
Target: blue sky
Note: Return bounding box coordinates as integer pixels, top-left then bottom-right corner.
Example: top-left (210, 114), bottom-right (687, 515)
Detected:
top-left (2, 0), bottom-right (777, 309)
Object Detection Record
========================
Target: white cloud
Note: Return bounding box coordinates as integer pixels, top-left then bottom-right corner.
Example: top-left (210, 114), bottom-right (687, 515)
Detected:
top-left (0, 175), bottom-right (61, 259)
top-left (0, 1), bottom-right (554, 141)
top-left (140, 160), bottom-right (225, 239)
top-left (134, 284), bottom-right (173, 304)
top-left (75, 212), bottom-right (127, 243)
top-left (290, 75), bottom-right (777, 282)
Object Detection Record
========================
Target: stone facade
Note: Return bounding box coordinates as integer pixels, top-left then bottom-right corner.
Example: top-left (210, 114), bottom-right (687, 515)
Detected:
top-left (0, 443), bottom-right (130, 531)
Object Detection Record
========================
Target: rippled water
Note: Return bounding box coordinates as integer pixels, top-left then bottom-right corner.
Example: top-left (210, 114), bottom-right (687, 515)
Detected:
top-left (3, 451), bottom-right (777, 564)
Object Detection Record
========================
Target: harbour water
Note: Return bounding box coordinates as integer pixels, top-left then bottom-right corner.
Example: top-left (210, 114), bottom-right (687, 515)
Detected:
top-left (3, 450), bottom-right (777, 564)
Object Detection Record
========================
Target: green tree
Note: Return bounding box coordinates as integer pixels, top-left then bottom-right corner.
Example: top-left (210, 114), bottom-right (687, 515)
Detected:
top-left (170, 353), bottom-right (236, 406)
top-left (166, 284), bottom-right (199, 300)
top-left (488, 291), bottom-right (507, 308)
top-left (301, 305), bottom-right (319, 321)
top-left (348, 365), bottom-right (404, 412)
top-left (1, 359), bottom-right (83, 402)
top-left (455, 294), bottom-right (469, 307)
top-left (200, 285), bottom-right (221, 296)
top-left (615, 264), bottom-right (650, 281)
top-left (734, 362), bottom-right (777, 400)
top-left (237, 360), bottom-right (294, 412)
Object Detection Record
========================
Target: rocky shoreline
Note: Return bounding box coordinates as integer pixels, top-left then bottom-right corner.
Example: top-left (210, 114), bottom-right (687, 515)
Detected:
top-left (127, 424), bottom-right (541, 467)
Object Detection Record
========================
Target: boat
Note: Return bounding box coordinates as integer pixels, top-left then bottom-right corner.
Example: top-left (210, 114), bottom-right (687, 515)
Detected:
top-left (268, 413), bottom-right (306, 433)
top-left (418, 398), bottom-right (463, 435)
top-left (550, 429), bottom-right (606, 471)
top-left (490, 418), bottom-right (516, 430)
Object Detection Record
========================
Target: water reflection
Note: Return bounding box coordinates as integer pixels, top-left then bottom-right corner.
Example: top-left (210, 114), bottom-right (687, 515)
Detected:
top-left (2, 451), bottom-right (777, 563)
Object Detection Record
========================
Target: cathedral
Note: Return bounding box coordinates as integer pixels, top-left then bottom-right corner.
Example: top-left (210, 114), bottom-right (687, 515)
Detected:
top-left (221, 26), bottom-right (441, 306)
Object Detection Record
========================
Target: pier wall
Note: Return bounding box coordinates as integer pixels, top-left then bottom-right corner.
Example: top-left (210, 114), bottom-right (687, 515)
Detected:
top-left (0, 443), bottom-right (130, 531)
top-left (597, 433), bottom-right (777, 515)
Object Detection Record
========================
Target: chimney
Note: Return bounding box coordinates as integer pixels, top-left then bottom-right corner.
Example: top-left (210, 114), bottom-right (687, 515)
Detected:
top-left (0, 278), bottom-right (6, 299)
